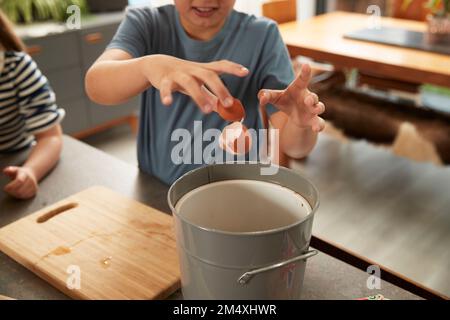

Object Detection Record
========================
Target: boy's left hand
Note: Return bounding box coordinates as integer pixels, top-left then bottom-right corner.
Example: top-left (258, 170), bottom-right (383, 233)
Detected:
top-left (258, 64), bottom-right (325, 132)
top-left (3, 166), bottom-right (38, 200)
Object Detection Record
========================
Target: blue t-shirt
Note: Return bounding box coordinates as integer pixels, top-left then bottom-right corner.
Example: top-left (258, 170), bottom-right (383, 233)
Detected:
top-left (107, 5), bottom-right (294, 184)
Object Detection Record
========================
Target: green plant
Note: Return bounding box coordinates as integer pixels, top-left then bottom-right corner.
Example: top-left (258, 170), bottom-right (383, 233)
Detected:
top-left (0, 0), bottom-right (88, 24)
top-left (402, 0), bottom-right (450, 17)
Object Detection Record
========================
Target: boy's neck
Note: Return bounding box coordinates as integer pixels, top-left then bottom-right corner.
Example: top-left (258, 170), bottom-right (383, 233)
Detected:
top-left (179, 16), bottom-right (228, 41)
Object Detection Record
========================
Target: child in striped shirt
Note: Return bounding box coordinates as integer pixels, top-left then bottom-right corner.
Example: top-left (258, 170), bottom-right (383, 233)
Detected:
top-left (0, 11), bottom-right (65, 199)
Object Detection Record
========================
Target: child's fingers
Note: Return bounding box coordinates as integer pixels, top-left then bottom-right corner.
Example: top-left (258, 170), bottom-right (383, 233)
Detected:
top-left (3, 166), bottom-right (18, 179)
top-left (204, 60), bottom-right (249, 78)
top-left (258, 89), bottom-right (288, 112)
top-left (304, 93), bottom-right (319, 107)
top-left (4, 181), bottom-right (20, 195)
top-left (6, 183), bottom-right (33, 200)
top-left (175, 75), bottom-right (214, 113)
top-left (10, 183), bottom-right (28, 199)
top-left (308, 116), bottom-right (325, 133)
top-left (160, 78), bottom-right (174, 106)
top-left (289, 64), bottom-right (312, 91)
top-left (4, 181), bottom-right (23, 195)
top-left (4, 171), bottom-right (27, 192)
top-left (311, 102), bottom-right (325, 115)
top-left (194, 70), bottom-right (233, 108)
top-left (16, 170), bottom-right (27, 183)
top-left (4, 171), bottom-right (37, 199)
top-left (14, 180), bottom-right (37, 200)
top-left (200, 85), bottom-right (219, 111)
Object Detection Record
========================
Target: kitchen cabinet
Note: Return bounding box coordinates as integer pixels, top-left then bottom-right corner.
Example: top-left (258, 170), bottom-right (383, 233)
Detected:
top-left (80, 24), bottom-right (139, 126)
top-left (46, 66), bottom-right (85, 102)
top-left (24, 32), bottom-right (81, 73)
top-left (19, 12), bottom-right (139, 136)
top-left (59, 99), bottom-right (90, 135)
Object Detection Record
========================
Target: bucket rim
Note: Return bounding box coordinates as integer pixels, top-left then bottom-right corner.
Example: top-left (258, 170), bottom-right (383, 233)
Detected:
top-left (167, 163), bottom-right (320, 237)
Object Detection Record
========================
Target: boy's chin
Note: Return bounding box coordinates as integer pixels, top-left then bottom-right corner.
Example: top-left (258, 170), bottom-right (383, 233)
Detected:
top-left (193, 20), bottom-right (219, 28)
top-left (188, 14), bottom-right (225, 27)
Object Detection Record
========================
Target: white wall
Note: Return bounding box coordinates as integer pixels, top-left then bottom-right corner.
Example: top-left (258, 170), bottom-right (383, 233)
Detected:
top-left (234, 0), bottom-right (263, 16)
top-left (128, 0), bottom-right (171, 7)
top-left (129, 0), bottom-right (264, 14)
top-left (235, 0), bottom-right (317, 20)
top-left (298, 0), bottom-right (316, 21)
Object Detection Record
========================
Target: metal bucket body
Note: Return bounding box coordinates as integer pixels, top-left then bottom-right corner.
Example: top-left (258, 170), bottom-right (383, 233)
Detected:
top-left (168, 163), bottom-right (319, 300)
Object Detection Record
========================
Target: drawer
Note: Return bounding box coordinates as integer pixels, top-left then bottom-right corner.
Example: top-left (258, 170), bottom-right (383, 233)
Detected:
top-left (80, 24), bottom-right (120, 72)
top-left (24, 32), bottom-right (80, 72)
top-left (60, 99), bottom-right (90, 134)
top-left (88, 97), bottom-right (139, 126)
top-left (46, 67), bottom-right (84, 103)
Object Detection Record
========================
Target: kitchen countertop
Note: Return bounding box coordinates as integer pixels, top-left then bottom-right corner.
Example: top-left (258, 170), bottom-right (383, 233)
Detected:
top-left (0, 136), bottom-right (420, 300)
top-left (15, 12), bottom-right (125, 40)
top-left (292, 134), bottom-right (450, 299)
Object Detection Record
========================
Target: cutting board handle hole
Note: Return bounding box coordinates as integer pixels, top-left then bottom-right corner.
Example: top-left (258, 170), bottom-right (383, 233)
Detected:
top-left (36, 203), bottom-right (78, 223)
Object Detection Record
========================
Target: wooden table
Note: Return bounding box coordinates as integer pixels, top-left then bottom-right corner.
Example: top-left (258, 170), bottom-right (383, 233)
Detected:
top-left (279, 12), bottom-right (450, 87)
top-left (0, 136), bottom-right (420, 300)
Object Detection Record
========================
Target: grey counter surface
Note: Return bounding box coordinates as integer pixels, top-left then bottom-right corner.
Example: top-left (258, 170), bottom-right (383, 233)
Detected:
top-left (0, 136), bottom-right (420, 300)
top-left (292, 135), bottom-right (450, 299)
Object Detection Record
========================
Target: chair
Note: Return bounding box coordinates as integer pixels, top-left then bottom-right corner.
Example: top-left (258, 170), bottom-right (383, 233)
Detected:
top-left (262, 0), bottom-right (297, 24)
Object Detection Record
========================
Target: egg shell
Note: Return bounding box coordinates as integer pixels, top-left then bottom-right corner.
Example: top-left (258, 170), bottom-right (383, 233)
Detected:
top-left (219, 122), bottom-right (252, 155)
top-left (216, 99), bottom-right (246, 122)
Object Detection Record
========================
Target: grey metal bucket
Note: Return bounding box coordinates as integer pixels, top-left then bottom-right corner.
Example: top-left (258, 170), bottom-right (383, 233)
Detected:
top-left (168, 163), bottom-right (319, 300)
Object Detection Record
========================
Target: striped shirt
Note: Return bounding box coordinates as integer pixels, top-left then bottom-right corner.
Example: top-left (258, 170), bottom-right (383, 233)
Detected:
top-left (0, 51), bottom-right (64, 153)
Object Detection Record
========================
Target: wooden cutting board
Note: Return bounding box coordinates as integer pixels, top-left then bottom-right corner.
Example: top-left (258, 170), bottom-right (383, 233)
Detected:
top-left (0, 186), bottom-right (180, 300)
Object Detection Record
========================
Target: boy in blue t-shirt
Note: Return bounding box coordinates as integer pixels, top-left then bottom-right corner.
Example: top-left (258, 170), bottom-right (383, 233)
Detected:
top-left (86, 1), bottom-right (325, 184)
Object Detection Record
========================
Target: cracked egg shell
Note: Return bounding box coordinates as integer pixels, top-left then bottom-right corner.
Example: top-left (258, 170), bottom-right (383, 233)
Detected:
top-left (216, 98), bottom-right (246, 122)
top-left (219, 122), bottom-right (252, 155)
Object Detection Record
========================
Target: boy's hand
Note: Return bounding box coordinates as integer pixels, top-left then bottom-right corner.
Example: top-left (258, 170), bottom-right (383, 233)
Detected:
top-left (258, 64), bottom-right (325, 132)
top-left (3, 166), bottom-right (38, 200)
top-left (142, 55), bottom-right (249, 113)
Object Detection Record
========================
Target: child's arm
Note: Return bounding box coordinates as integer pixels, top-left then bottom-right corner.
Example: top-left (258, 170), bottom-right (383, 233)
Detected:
top-left (260, 64), bottom-right (325, 159)
top-left (2, 52), bottom-right (64, 200)
top-left (3, 125), bottom-right (63, 199)
top-left (85, 49), bottom-right (249, 113)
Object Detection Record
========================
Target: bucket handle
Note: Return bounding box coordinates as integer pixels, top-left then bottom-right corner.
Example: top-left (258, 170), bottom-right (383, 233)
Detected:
top-left (237, 250), bottom-right (318, 285)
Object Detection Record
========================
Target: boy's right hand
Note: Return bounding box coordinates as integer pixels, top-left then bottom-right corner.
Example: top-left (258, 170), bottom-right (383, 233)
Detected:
top-left (141, 55), bottom-right (249, 113)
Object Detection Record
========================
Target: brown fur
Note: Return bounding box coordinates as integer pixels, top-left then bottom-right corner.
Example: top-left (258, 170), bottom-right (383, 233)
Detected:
top-left (313, 80), bottom-right (450, 164)
top-left (392, 122), bottom-right (443, 165)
